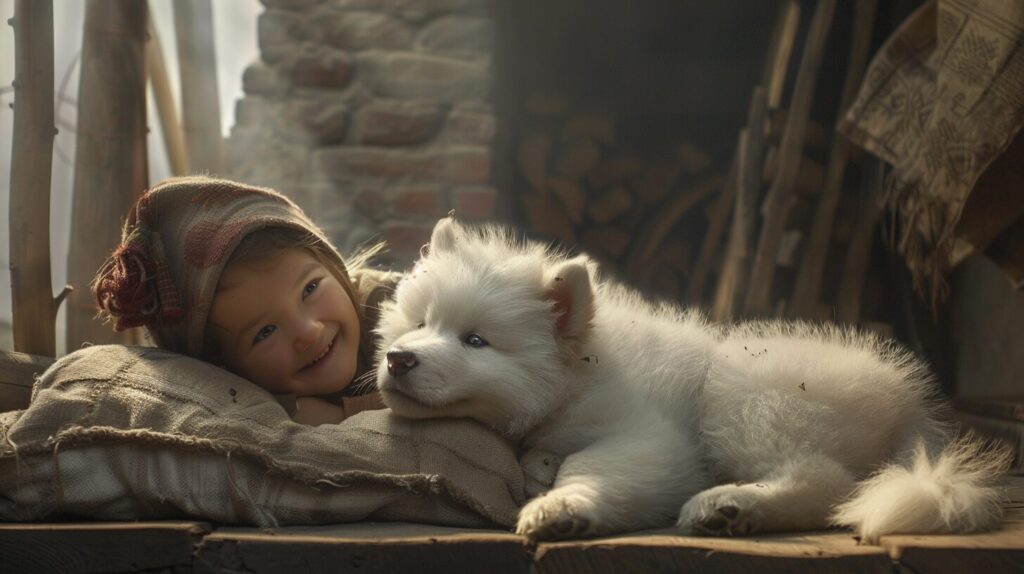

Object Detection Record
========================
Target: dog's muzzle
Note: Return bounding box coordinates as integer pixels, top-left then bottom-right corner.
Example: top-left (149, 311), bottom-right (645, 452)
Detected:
top-left (386, 350), bottom-right (419, 377)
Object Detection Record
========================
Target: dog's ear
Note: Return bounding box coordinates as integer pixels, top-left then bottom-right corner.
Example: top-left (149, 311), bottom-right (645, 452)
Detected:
top-left (545, 256), bottom-right (594, 341)
top-left (428, 216), bottom-right (459, 254)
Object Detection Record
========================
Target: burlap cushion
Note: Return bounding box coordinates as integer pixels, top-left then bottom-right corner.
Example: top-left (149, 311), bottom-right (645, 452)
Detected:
top-left (0, 345), bottom-right (525, 528)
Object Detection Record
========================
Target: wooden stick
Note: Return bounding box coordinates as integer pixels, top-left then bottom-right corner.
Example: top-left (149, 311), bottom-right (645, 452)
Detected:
top-left (146, 8), bottom-right (189, 176)
top-left (710, 131), bottom-right (748, 321)
top-left (790, 0), bottom-right (878, 318)
top-left (744, 0), bottom-right (837, 316)
top-left (173, 0), bottom-right (224, 174)
top-left (761, 0), bottom-right (802, 109)
top-left (9, 0), bottom-right (57, 357)
top-left (727, 87), bottom-right (768, 316)
top-left (66, 0), bottom-right (148, 351)
top-left (837, 158), bottom-right (885, 324)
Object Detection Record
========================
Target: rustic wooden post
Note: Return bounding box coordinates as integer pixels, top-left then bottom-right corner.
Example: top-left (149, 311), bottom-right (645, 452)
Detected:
top-left (744, 0), bottom-right (837, 316)
top-left (173, 0), bottom-right (224, 175)
top-left (8, 0), bottom-right (65, 357)
top-left (66, 0), bottom-right (148, 351)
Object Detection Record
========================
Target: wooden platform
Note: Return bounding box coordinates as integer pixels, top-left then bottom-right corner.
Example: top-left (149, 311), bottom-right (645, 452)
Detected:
top-left (2, 477), bottom-right (1021, 573)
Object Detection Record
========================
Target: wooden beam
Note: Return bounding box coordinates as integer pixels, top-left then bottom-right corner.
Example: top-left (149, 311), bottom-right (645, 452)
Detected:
top-left (65, 0), bottom-right (148, 351)
top-left (173, 0), bottom-right (224, 175)
top-left (790, 0), bottom-right (879, 318)
top-left (744, 0), bottom-right (837, 316)
top-left (8, 0), bottom-right (57, 357)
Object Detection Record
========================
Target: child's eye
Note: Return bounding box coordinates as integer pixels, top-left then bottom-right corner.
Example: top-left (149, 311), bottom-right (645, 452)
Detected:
top-left (303, 279), bottom-right (321, 299)
top-left (253, 325), bottom-right (276, 344)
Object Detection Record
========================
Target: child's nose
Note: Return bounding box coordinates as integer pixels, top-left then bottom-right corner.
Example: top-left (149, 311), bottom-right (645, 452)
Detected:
top-left (294, 318), bottom-right (323, 351)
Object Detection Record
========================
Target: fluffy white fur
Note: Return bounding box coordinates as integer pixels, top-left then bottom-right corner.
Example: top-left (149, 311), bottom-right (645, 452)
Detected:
top-left (375, 217), bottom-right (1010, 542)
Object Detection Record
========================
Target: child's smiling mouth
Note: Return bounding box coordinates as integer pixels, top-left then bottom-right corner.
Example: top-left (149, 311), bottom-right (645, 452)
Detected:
top-left (303, 335), bottom-right (337, 370)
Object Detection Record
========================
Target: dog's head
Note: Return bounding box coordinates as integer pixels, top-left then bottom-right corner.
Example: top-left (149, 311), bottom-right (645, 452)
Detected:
top-left (375, 217), bottom-right (595, 437)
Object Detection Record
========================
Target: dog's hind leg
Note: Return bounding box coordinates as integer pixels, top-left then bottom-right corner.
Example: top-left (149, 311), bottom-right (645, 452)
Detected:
top-left (678, 453), bottom-right (856, 536)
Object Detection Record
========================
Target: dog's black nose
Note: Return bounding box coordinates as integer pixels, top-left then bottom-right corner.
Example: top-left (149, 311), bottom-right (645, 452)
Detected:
top-left (386, 350), bottom-right (419, 377)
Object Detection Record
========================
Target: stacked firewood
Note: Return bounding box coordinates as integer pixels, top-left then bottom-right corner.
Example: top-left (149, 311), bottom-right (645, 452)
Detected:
top-left (513, 0), bottom-right (896, 334)
top-left (515, 94), bottom-right (721, 299)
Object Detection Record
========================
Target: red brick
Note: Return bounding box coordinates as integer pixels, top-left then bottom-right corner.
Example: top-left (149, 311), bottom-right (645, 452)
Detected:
top-left (451, 185), bottom-right (496, 220)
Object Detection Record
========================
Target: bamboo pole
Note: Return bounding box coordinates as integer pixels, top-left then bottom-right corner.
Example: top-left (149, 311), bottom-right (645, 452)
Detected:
top-left (173, 0), bottom-right (224, 175)
top-left (837, 158), bottom-right (885, 324)
top-left (9, 0), bottom-right (61, 357)
top-left (789, 0), bottom-right (878, 318)
top-left (744, 0), bottom-right (837, 316)
top-left (66, 0), bottom-right (147, 351)
top-left (147, 9), bottom-right (189, 176)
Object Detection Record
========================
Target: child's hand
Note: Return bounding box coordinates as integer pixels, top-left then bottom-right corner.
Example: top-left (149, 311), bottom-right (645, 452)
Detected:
top-left (292, 396), bottom-right (347, 425)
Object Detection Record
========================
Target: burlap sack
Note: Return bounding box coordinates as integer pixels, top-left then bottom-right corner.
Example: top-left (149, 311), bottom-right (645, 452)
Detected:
top-left (0, 345), bottom-right (525, 528)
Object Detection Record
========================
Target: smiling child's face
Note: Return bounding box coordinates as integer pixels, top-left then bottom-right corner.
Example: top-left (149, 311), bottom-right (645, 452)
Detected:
top-left (209, 247), bottom-right (360, 397)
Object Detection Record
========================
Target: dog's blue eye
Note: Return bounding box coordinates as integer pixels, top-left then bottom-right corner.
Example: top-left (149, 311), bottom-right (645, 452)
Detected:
top-left (464, 333), bottom-right (488, 348)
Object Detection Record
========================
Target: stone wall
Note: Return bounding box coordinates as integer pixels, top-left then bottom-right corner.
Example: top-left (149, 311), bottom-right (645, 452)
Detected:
top-left (226, 0), bottom-right (497, 264)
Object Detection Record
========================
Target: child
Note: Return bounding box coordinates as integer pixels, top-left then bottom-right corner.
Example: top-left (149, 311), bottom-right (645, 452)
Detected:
top-left (92, 176), bottom-right (399, 425)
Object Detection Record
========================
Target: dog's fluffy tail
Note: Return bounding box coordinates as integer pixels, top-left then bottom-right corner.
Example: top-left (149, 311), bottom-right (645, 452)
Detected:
top-left (832, 435), bottom-right (1012, 544)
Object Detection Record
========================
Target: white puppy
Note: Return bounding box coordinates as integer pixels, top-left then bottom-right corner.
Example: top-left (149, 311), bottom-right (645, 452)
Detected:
top-left (375, 217), bottom-right (1009, 542)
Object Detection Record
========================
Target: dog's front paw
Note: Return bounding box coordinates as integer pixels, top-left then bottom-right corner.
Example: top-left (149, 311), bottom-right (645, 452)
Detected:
top-left (677, 483), bottom-right (765, 536)
top-left (516, 485), bottom-right (600, 541)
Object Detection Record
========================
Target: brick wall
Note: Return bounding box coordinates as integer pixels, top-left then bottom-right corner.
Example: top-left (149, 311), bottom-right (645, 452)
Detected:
top-left (226, 0), bottom-right (497, 265)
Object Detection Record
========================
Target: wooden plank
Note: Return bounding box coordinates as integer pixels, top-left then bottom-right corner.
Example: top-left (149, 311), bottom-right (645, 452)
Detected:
top-left (878, 477), bottom-right (1024, 574)
top-left (0, 521), bottom-right (209, 573)
top-left (0, 348), bottom-right (53, 412)
top-left (534, 530), bottom-right (890, 574)
top-left (745, 0), bottom-right (837, 316)
top-left (790, 0), bottom-right (879, 318)
top-left (9, 0), bottom-right (58, 357)
top-left (195, 523), bottom-right (532, 574)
